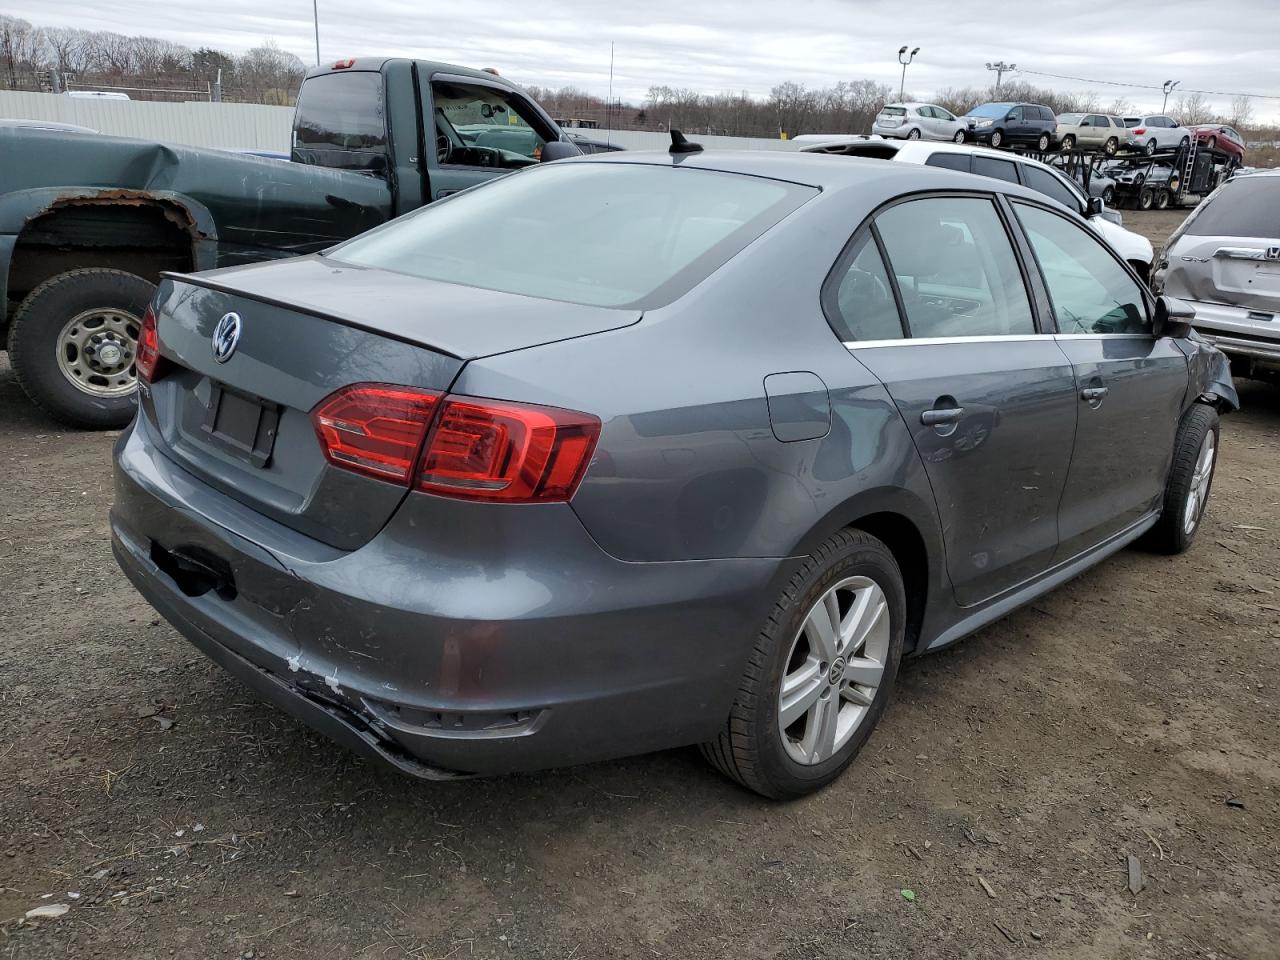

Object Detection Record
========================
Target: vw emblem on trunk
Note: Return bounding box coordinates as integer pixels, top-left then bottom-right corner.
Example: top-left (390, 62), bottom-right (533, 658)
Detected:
top-left (211, 312), bottom-right (242, 363)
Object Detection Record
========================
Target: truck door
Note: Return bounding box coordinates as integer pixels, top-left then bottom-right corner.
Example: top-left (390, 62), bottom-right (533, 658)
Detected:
top-left (420, 73), bottom-right (558, 201)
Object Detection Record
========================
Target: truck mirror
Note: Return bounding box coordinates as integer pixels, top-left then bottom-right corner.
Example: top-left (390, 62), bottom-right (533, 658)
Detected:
top-left (541, 140), bottom-right (582, 162)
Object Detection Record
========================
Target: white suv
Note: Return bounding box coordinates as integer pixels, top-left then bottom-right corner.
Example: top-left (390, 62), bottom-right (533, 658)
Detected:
top-left (799, 139), bottom-right (1154, 274)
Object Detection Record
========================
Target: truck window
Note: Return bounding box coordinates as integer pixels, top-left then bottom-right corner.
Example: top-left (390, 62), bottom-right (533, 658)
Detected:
top-left (432, 81), bottom-right (550, 170)
top-left (292, 72), bottom-right (388, 176)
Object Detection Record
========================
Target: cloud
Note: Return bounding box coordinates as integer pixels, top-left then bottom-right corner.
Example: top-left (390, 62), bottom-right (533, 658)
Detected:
top-left (18, 0), bottom-right (1280, 121)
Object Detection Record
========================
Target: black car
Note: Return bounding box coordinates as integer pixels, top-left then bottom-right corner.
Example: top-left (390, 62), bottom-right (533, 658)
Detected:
top-left (963, 102), bottom-right (1057, 151)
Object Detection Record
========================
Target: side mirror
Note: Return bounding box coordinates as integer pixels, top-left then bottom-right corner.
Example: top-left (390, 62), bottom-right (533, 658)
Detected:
top-left (1086, 196), bottom-right (1105, 218)
top-left (540, 140), bottom-right (582, 162)
top-left (1154, 295), bottom-right (1196, 338)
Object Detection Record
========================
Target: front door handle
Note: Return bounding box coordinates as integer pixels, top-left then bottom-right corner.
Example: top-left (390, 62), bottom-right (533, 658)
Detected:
top-left (921, 407), bottom-right (964, 426)
top-left (1081, 386), bottom-right (1109, 403)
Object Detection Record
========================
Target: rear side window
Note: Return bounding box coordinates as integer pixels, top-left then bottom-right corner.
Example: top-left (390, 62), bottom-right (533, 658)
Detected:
top-left (1087, 114), bottom-right (1108, 126)
top-left (1021, 166), bottom-right (1082, 212)
top-left (926, 153), bottom-right (971, 172)
top-left (826, 233), bottom-right (904, 342)
top-left (973, 155), bottom-right (1019, 183)
top-left (1183, 176), bottom-right (1280, 240)
top-left (292, 72), bottom-right (387, 175)
top-left (874, 196), bottom-right (1036, 338)
top-left (332, 164), bottom-right (816, 308)
top-left (1014, 203), bottom-right (1149, 335)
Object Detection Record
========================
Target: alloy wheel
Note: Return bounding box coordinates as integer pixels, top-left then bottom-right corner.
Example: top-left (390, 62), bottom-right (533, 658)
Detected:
top-left (1182, 431), bottom-right (1216, 535)
top-left (777, 576), bottom-right (890, 766)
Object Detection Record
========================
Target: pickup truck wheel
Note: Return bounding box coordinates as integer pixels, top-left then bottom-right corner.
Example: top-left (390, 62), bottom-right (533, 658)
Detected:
top-left (1146, 404), bottom-right (1219, 555)
top-left (7, 268), bottom-right (154, 429)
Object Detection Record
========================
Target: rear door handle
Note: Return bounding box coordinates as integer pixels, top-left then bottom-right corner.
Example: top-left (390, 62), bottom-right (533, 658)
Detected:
top-left (921, 407), bottom-right (964, 426)
top-left (1081, 386), bottom-right (1109, 402)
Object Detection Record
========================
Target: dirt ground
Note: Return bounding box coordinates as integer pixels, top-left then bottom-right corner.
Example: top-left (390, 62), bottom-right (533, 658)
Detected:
top-left (2, 211), bottom-right (1278, 959)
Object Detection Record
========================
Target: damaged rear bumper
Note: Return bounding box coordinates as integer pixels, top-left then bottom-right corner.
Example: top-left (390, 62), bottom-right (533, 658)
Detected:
top-left (110, 416), bottom-right (780, 778)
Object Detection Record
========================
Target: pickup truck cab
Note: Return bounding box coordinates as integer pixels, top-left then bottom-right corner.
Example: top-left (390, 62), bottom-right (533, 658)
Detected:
top-left (0, 58), bottom-right (577, 427)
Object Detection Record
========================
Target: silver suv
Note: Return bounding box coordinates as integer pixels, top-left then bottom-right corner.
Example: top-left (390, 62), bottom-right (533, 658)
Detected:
top-left (1156, 170), bottom-right (1280, 381)
top-left (872, 102), bottom-right (968, 142)
top-left (1055, 113), bottom-right (1125, 155)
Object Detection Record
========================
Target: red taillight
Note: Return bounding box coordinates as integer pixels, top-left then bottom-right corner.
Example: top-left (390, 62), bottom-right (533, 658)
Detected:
top-left (137, 304), bottom-right (162, 382)
top-left (419, 397), bottom-right (600, 502)
top-left (332, 58), bottom-right (355, 70)
top-left (311, 386), bottom-right (600, 503)
top-left (311, 384), bottom-right (440, 483)
top-left (1133, 127), bottom-right (1146, 136)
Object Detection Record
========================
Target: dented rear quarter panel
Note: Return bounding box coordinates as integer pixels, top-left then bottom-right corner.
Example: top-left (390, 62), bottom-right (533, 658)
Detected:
top-left (0, 128), bottom-right (393, 324)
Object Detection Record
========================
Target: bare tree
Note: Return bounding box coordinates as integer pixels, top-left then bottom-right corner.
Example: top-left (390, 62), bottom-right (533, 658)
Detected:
top-left (1174, 92), bottom-right (1214, 125)
top-left (1229, 95), bottom-right (1254, 129)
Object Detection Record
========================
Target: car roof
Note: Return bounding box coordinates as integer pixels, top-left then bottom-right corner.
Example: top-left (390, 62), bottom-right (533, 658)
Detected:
top-left (561, 148), bottom-right (1068, 207)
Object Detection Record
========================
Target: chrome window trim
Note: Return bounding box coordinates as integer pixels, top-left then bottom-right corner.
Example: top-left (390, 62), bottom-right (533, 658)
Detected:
top-left (843, 332), bottom-right (1154, 349)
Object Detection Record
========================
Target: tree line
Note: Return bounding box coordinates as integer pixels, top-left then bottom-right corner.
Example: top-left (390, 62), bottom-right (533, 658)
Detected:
top-left (0, 14), bottom-right (306, 104)
top-left (1, 14), bottom-right (1270, 139)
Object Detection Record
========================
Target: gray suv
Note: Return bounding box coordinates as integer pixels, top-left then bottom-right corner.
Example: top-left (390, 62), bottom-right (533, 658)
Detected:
top-left (111, 149), bottom-right (1237, 798)
top-left (1156, 170), bottom-right (1280, 381)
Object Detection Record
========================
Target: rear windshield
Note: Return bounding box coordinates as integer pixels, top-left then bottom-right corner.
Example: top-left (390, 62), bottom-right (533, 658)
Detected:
top-left (330, 163), bottom-right (816, 308)
top-left (292, 72), bottom-right (387, 175)
top-left (1184, 176), bottom-right (1280, 240)
top-left (881, 106), bottom-right (906, 116)
top-left (1123, 117), bottom-right (1143, 127)
top-left (967, 103), bottom-right (1012, 118)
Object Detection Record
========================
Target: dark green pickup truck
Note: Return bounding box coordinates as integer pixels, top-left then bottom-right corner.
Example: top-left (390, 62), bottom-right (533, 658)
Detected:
top-left (0, 58), bottom-right (579, 427)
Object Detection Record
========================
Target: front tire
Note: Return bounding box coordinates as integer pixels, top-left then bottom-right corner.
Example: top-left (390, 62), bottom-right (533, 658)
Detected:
top-left (1138, 187), bottom-right (1155, 210)
top-left (953, 129), bottom-right (966, 143)
top-left (1147, 404), bottom-right (1219, 554)
top-left (7, 268), bottom-right (154, 429)
top-left (1061, 134), bottom-right (1076, 151)
top-left (989, 129), bottom-right (1004, 148)
top-left (701, 529), bottom-right (906, 799)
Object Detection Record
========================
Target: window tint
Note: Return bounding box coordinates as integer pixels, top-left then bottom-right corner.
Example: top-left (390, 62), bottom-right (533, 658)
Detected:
top-left (332, 164), bottom-right (816, 308)
top-left (926, 152), bottom-right (971, 172)
top-left (827, 234), bottom-right (904, 342)
top-left (291, 72), bottom-right (387, 175)
top-left (432, 80), bottom-right (550, 169)
top-left (1014, 203), bottom-right (1149, 335)
top-left (1087, 114), bottom-right (1108, 126)
top-left (875, 196), bottom-right (1036, 338)
top-left (1021, 165), bottom-right (1083, 212)
top-left (973, 155), bottom-right (1019, 183)
top-left (1183, 175), bottom-right (1280, 240)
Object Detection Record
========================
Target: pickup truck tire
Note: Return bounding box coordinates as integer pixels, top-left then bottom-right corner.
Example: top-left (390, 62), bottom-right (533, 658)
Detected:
top-left (8, 268), bottom-right (154, 429)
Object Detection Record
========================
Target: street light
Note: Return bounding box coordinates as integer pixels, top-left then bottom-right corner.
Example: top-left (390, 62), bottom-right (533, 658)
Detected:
top-left (898, 45), bottom-right (920, 100)
top-left (985, 61), bottom-right (1016, 93)
top-left (313, 0), bottom-right (321, 66)
top-left (1161, 80), bottom-right (1180, 114)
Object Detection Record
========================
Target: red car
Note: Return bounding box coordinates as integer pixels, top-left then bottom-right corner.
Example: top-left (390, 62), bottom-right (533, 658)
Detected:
top-left (1189, 124), bottom-right (1246, 160)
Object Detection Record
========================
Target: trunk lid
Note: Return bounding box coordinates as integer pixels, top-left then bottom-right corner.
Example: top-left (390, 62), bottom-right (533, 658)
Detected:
top-left (145, 264), bottom-right (640, 549)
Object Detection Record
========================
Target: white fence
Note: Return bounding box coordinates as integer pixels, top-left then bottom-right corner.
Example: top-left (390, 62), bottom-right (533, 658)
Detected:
top-left (0, 90), bottom-right (799, 154)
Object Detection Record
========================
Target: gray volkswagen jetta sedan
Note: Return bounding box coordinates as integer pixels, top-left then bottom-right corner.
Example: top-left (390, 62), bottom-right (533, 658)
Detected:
top-left (112, 147), bottom-right (1237, 798)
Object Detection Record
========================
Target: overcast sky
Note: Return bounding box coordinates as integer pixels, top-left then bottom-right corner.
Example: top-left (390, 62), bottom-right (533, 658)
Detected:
top-left (18, 0), bottom-right (1280, 122)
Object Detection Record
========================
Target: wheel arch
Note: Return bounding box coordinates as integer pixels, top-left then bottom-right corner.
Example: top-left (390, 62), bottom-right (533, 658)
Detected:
top-left (1, 187), bottom-right (218, 329)
top-left (784, 486), bottom-right (945, 657)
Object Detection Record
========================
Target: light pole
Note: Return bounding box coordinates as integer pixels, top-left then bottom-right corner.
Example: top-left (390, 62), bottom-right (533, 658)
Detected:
top-left (312, 0), bottom-right (321, 65)
top-left (1161, 80), bottom-right (1180, 114)
top-left (898, 45), bottom-right (919, 100)
top-left (985, 61), bottom-right (1016, 93)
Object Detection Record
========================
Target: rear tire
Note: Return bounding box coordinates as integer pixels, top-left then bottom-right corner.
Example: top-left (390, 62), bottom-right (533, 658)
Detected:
top-left (700, 529), bottom-right (906, 799)
top-left (1102, 185), bottom-right (1115, 204)
top-left (1037, 132), bottom-right (1051, 151)
top-left (1207, 136), bottom-right (1217, 151)
top-left (1146, 404), bottom-right (1219, 554)
top-left (1145, 138), bottom-right (1157, 156)
top-left (1138, 187), bottom-right (1155, 210)
top-left (1155, 188), bottom-right (1170, 209)
top-left (1180, 136), bottom-right (1190, 151)
top-left (1104, 136), bottom-right (1119, 156)
top-left (7, 268), bottom-right (153, 429)
top-left (906, 127), bottom-right (921, 140)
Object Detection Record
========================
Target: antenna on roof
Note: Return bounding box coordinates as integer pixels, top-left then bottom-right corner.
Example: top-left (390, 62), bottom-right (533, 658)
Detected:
top-left (669, 130), bottom-right (703, 154)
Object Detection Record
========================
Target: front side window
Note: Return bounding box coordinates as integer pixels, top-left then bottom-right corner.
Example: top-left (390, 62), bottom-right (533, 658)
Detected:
top-left (332, 164), bottom-right (815, 308)
top-left (432, 80), bottom-right (551, 169)
top-left (1014, 203), bottom-right (1149, 335)
top-left (1021, 165), bottom-right (1083, 212)
top-left (826, 233), bottom-right (904, 342)
top-left (1007, 106), bottom-right (1024, 121)
top-left (291, 72), bottom-right (387, 175)
top-left (874, 196), bottom-right (1036, 339)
